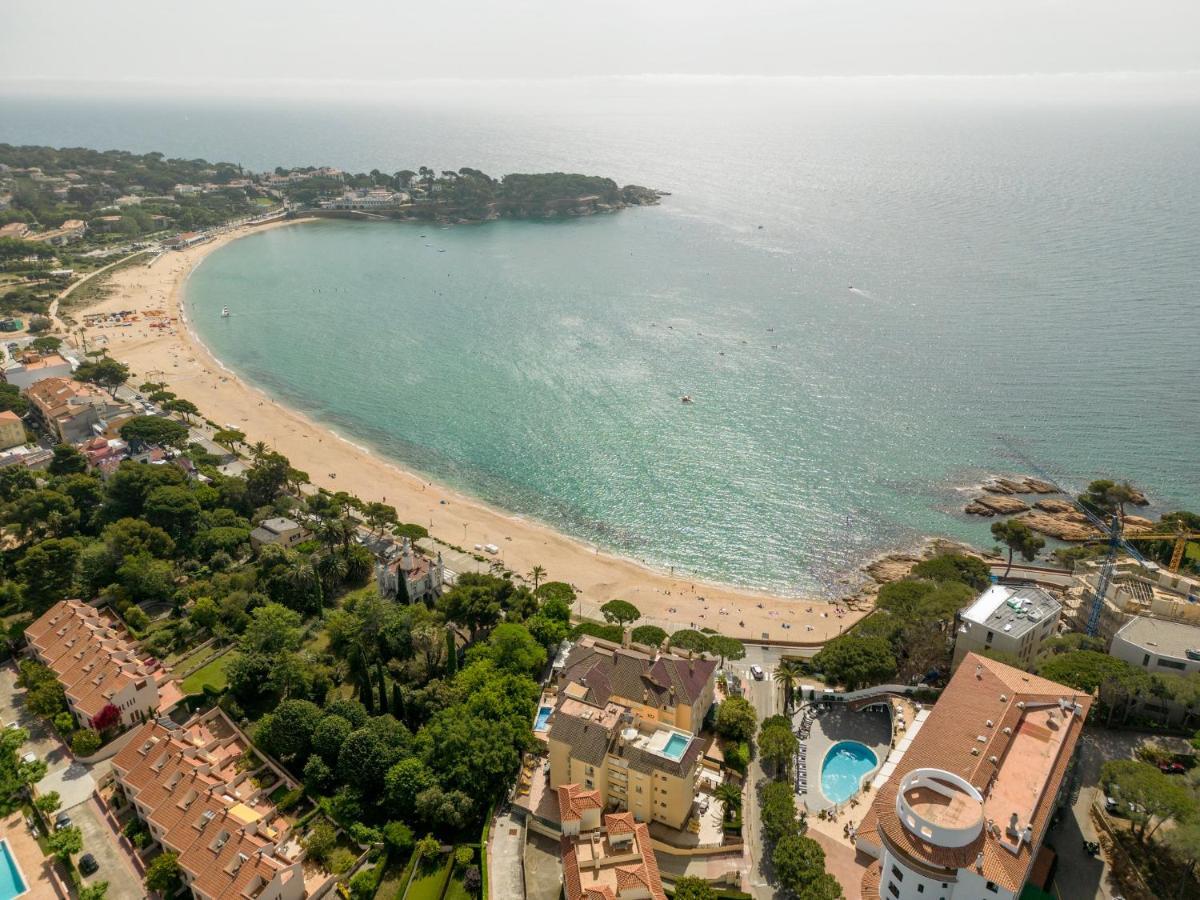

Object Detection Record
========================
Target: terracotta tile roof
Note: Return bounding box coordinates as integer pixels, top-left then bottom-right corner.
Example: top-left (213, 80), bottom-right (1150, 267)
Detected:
top-left (604, 812), bottom-right (636, 835)
top-left (557, 783), bottom-right (603, 823)
top-left (861, 859), bottom-right (882, 897)
top-left (561, 822), bottom-right (665, 900)
top-left (864, 653), bottom-right (1090, 894)
top-left (549, 712), bottom-right (615, 767)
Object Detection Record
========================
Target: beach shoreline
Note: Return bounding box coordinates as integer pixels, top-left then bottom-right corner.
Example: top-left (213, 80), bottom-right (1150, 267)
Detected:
top-left (68, 217), bottom-right (883, 644)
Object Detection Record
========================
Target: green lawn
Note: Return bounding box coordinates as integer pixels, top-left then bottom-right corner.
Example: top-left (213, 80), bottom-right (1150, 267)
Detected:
top-left (180, 651), bottom-right (240, 694)
top-left (374, 852), bottom-right (415, 900)
top-left (443, 870), bottom-right (473, 900)
top-left (404, 855), bottom-right (451, 900)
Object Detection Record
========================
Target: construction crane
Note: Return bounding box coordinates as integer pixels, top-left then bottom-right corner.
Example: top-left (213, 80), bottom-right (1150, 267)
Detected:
top-left (1110, 529), bottom-right (1200, 573)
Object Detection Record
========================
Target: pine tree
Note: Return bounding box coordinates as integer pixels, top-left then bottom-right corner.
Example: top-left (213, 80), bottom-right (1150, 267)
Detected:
top-left (396, 570), bottom-right (411, 604)
top-left (445, 629), bottom-right (458, 676)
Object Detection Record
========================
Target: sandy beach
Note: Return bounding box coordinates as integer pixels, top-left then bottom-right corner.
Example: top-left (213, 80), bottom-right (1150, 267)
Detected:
top-left (66, 219), bottom-right (870, 644)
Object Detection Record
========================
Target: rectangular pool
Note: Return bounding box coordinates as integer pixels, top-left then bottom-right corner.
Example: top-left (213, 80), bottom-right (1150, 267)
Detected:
top-left (534, 705), bottom-right (553, 732)
top-left (662, 732), bottom-right (690, 760)
top-left (0, 839), bottom-right (28, 900)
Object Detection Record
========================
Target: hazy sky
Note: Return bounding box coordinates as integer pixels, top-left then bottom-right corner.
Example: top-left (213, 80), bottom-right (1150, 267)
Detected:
top-left (3, 0), bottom-right (1199, 99)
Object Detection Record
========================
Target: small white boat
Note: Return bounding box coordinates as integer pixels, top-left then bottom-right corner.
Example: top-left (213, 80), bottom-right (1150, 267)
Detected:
top-left (681, 395), bottom-right (694, 404)
top-left (220, 306), bottom-right (230, 317)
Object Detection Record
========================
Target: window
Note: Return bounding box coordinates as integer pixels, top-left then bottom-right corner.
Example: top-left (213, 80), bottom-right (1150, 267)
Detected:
top-left (985, 631), bottom-right (994, 645)
top-left (1158, 658), bottom-right (1187, 670)
top-left (917, 886), bottom-right (924, 894)
top-left (887, 883), bottom-right (900, 898)
top-left (636, 786), bottom-right (643, 794)
top-left (986, 882), bottom-right (999, 893)
top-left (1143, 653), bottom-right (1151, 666)
top-left (891, 866), bottom-right (904, 882)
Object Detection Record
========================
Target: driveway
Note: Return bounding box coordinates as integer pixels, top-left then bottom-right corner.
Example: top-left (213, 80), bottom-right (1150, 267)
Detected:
top-left (0, 663), bottom-right (95, 806)
top-left (72, 798), bottom-right (147, 899)
top-left (490, 807), bottom-right (525, 900)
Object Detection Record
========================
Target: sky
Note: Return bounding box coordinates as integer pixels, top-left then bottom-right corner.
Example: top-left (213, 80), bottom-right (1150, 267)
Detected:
top-left (2, 0), bottom-right (1200, 101)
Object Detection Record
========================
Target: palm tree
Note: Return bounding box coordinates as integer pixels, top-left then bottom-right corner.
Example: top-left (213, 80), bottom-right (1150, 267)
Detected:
top-left (713, 782), bottom-right (742, 823)
top-left (249, 441), bottom-right (269, 460)
top-left (528, 565), bottom-right (547, 593)
top-left (774, 659), bottom-right (805, 713)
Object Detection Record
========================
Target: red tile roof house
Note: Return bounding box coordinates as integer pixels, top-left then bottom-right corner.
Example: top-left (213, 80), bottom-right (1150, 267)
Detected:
top-left (854, 653), bottom-right (1091, 900)
top-left (25, 599), bottom-right (167, 730)
top-left (110, 708), bottom-right (331, 900)
top-left (559, 787), bottom-right (667, 900)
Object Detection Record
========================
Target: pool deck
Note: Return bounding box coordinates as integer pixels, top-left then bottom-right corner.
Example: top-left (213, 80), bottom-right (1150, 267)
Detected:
top-left (0, 811), bottom-right (67, 899)
top-left (795, 704), bottom-right (890, 814)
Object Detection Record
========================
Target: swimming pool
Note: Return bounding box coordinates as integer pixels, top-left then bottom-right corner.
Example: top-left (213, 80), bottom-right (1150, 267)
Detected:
top-left (820, 741), bottom-right (878, 805)
top-left (662, 732), bottom-right (690, 760)
top-left (0, 839), bottom-right (29, 900)
top-left (534, 705), bottom-right (553, 732)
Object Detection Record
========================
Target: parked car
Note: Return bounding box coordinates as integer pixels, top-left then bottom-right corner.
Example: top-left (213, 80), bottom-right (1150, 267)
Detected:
top-left (750, 665), bottom-right (765, 681)
top-left (54, 812), bottom-right (71, 830)
top-left (20, 752), bottom-right (36, 765)
top-left (1157, 761), bottom-right (1186, 775)
top-left (78, 853), bottom-right (98, 876)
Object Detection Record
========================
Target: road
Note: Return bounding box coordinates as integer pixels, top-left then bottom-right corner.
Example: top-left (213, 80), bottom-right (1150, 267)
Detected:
top-left (728, 657), bottom-right (783, 900)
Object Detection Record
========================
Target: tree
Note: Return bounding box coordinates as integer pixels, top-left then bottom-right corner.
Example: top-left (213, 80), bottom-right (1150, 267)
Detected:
top-left (715, 697), bottom-right (758, 744)
top-left (30, 335), bottom-right (62, 354)
top-left (759, 723), bottom-right (798, 777)
top-left (338, 727), bottom-right (397, 793)
top-left (212, 428), bottom-right (245, 450)
top-left (527, 565), bottom-right (547, 593)
top-left (79, 883), bottom-right (110, 900)
top-left (707, 635), bottom-right (745, 667)
top-left (631, 625), bottom-right (667, 648)
top-left (1079, 479), bottom-right (1145, 519)
top-left (1164, 817), bottom-right (1200, 885)
top-left (474, 623), bottom-right (546, 675)
top-left (384, 821), bottom-right (415, 856)
top-left (47, 825), bottom-right (83, 861)
top-left (990, 519), bottom-right (1045, 576)
top-left (772, 833), bottom-right (827, 897)
top-left (415, 833), bottom-right (441, 860)
top-left (364, 501), bottom-right (398, 535)
top-left (34, 791), bottom-right (61, 814)
top-left (163, 398), bottom-right (200, 423)
top-left (91, 703), bottom-right (120, 732)
top-left (812, 634), bottom-right (896, 690)
top-left (910, 552), bottom-right (991, 590)
top-left (74, 356), bottom-right (129, 398)
top-left (16, 537), bottom-right (81, 609)
top-left (669, 629), bottom-right (712, 654)
top-left (438, 574), bottom-right (504, 638)
top-left (1101, 759), bottom-right (1194, 843)
top-left (774, 658), bottom-right (805, 713)
top-left (47, 443), bottom-right (88, 476)
top-left (672, 877), bottom-right (717, 900)
top-left (119, 415), bottom-right (189, 450)
top-left (241, 603), bottom-right (304, 655)
top-left (302, 821), bottom-right (337, 864)
top-left (0, 382), bottom-right (29, 417)
top-left (797, 873), bottom-right (844, 900)
top-left (600, 599), bottom-right (640, 625)
top-left (144, 485), bottom-right (202, 542)
top-left (257, 700), bottom-right (323, 764)
top-left (1036, 650), bottom-right (1140, 694)
top-left (385, 757), bottom-right (434, 819)
top-left (714, 782), bottom-right (742, 821)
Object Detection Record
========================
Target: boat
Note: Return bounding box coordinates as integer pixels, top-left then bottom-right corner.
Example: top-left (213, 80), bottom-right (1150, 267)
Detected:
top-left (220, 306), bottom-right (230, 317)
top-left (681, 395), bottom-right (694, 404)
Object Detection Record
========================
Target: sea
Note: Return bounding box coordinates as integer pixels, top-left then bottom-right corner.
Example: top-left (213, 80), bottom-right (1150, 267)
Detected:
top-left (2, 88), bottom-right (1198, 595)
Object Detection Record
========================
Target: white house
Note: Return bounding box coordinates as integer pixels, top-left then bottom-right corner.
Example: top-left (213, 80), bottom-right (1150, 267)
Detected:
top-left (1110, 616), bottom-right (1200, 676)
top-left (952, 584), bottom-right (1061, 669)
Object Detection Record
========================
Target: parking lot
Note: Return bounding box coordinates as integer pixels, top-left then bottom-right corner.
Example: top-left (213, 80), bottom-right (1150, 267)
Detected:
top-left (72, 799), bottom-right (146, 899)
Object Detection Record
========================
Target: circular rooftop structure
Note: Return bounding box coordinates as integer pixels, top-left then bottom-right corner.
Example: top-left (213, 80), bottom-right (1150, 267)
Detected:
top-left (895, 768), bottom-right (984, 848)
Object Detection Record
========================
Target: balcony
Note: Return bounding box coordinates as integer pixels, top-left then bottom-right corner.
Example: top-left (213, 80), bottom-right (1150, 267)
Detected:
top-left (895, 769), bottom-right (984, 849)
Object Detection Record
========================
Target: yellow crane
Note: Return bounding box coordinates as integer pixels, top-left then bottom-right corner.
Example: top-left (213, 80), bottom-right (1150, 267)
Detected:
top-left (1116, 529), bottom-right (1200, 572)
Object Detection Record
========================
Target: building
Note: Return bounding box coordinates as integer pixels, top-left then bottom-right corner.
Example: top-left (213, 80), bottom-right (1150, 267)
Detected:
top-left (560, 796), bottom-right (667, 900)
top-left (110, 708), bottom-right (324, 900)
top-left (854, 653), bottom-right (1091, 900)
top-left (91, 214), bottom-right (125, 233)
top-left (375, 537), bottom-right (445, 603)
top-left (1068, 559), bottom-right (1200, 640)
top-left (25, 376), bottom-right (131, 444)
top-left (250, 517), bottom-right (309, 551)
top-left (1110, 616), bottom-right (1200, 676)
top-left (2, 352), bottom-right (74, 390)
top-left (27, 219), bottom-right (86, 245)
top-left (952, 585), bottom-right (1062, 669)
top-left (0, 444), bottom-right (51, 470)
top-left (0, 409), bottom-right (25, 450)
top-left (319, 189), bottom-right (409, 211)
top-left (24, 599), bottom-right (165, 729)
top-left (545, 638), bottom-right (717, 830)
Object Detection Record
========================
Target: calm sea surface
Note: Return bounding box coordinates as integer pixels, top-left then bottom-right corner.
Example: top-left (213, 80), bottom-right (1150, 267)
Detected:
top-left (3, 93), bottom-right (1198, 593)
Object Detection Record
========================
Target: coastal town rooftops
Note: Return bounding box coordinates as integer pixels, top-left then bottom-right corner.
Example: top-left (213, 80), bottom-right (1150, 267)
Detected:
top-left (558, 783), bottom-right (604, 823)
top-left (960, 584), bottom-right (1061, 641)
top-left (557, 636), bottom-right (716, 711)
top-left (1114, 615), bottom-right (1200, 660)
top-left (856, 652), bottom-right (1090, 894)
top-left (561, 821), bottom-right (666, 900)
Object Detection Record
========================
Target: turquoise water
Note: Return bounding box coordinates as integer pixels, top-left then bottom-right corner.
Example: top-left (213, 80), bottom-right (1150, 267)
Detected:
top-left (662, 733), bottom-right (690, 760)
top-left (5, 95), bottom-right (1199, 593)
top-left (0, 840), bottom-right (28, 900)
top-left (534, 705), bottom-right (553, 732)
top-left (821, 741), bottom-right (878, 804)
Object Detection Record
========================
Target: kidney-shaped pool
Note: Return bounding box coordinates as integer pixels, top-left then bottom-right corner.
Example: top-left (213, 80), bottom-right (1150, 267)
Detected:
top-left (820, 741), bottom-right (879, 805)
